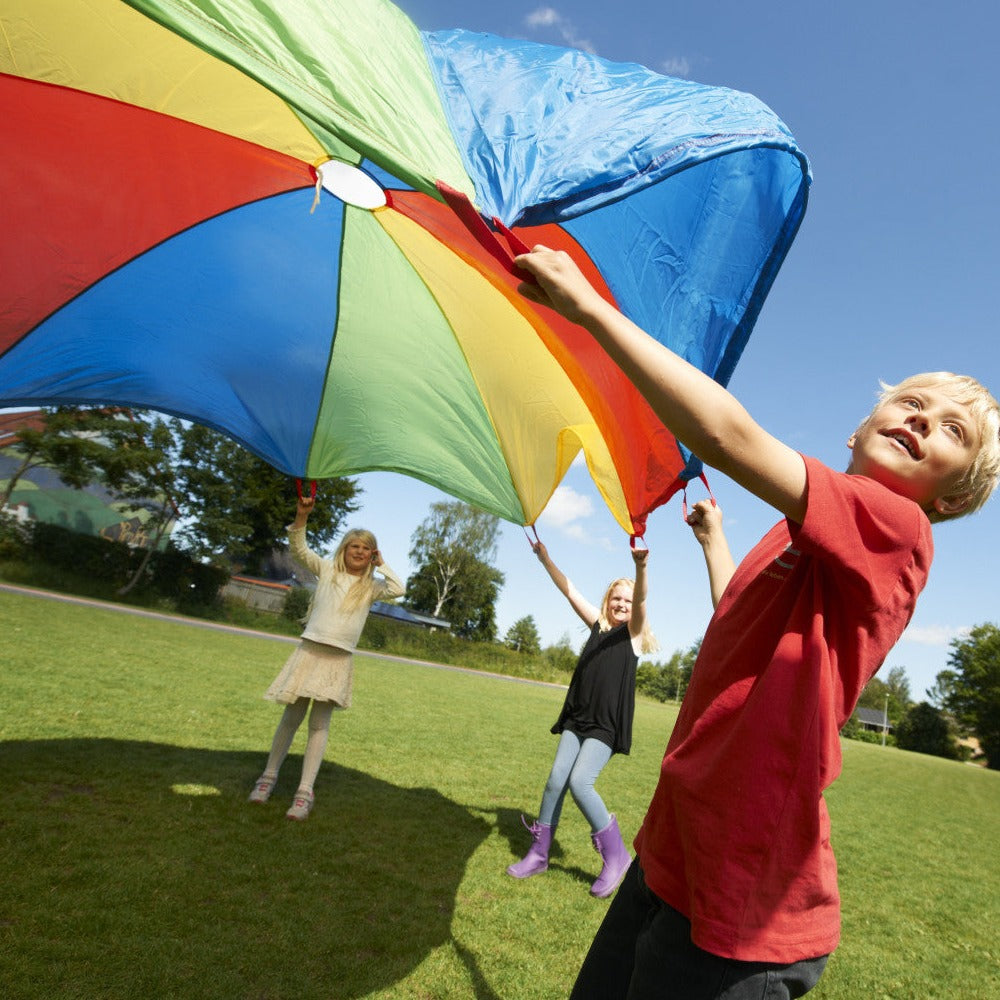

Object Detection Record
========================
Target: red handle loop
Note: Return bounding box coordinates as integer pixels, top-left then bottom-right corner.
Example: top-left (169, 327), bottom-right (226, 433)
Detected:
top-left (681, 472), bottom-right (716, 521)
top-left (295, 478), bottom-right (317, 500)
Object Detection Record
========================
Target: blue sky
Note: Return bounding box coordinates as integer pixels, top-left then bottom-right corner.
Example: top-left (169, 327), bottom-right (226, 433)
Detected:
top-left (336, 0), bottom-right (1000, 702)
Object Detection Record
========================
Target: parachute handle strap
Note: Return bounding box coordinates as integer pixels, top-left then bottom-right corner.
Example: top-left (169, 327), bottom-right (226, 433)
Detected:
top-left (524, 524), bottom-right (540, 547)
top-left (680, 472), bottom-right (716, 521)
top-left (295, 478), bottom-right (317, 500)
top-left (629, 509), bottom-right (649, 551)
top-left (309, 167), bottom-right (322, 214)
top-left (436, 182), bottom-right (536, 284)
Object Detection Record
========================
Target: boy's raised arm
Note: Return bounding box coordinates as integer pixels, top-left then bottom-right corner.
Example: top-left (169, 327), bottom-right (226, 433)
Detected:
top-left (517, 247), bottom-right (809, 524)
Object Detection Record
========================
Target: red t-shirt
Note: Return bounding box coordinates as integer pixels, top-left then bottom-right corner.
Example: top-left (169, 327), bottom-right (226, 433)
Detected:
top-left (635, 457), bottom-right (933, 963)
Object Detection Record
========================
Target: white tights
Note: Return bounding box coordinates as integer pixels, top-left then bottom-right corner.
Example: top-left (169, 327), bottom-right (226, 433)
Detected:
top-left (261, 697), bottom-right (335, 794)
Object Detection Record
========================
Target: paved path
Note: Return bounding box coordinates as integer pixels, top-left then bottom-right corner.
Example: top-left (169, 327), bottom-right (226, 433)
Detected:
top-left (0, 581), bottom-right (566, 689)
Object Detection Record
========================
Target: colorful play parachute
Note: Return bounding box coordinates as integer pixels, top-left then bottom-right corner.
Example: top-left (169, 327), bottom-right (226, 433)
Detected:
top-left (0, 0), bottom-right (810, 537)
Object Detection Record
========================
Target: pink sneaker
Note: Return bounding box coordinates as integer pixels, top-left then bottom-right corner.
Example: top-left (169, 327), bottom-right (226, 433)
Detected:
top-left (286, 789), bottom-right (314, 821)
top-left (248, 774), bottom-right (276, 804)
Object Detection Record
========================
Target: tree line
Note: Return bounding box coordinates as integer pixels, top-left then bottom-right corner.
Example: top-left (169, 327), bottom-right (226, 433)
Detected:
top-left (0, 408), bottom-right (510, 633)
top-left (3, 407), bottom-right (999, 769)
top-left (1, 407), bottom-right (359, 588)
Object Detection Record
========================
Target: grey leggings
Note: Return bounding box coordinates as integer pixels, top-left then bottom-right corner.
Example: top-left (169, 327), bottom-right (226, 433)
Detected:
top-left (262, 697), bottom-right (334, 794)
top-left (538, 729), bottom-right (614, 833)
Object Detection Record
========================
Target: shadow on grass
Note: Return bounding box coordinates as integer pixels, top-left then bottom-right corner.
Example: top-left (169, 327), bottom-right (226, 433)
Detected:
top-left (2, 738), bottom-right (495, 1000)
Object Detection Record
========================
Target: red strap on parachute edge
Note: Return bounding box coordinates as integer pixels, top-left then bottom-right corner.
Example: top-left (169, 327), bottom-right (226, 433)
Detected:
top-left (436, 182), bottom-right (536, 283)
top-left (295, 478), bottom-right (317, 500)
top-left (681, 472), bottom-right (715, 522)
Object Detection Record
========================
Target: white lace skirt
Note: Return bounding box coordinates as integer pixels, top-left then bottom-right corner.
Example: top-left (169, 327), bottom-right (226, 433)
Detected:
top-left (264, 639), bottom-right (353, 707)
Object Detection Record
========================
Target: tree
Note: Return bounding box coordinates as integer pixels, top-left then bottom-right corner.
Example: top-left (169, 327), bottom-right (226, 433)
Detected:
top-left (857, 665), bottom-right (912, 725)
top-left (677, 640), bottom-right (701, 692)
top-left (1, 407), bottom-right (146, 509)
top-left (926, 669), bottom-right (958, 709)
top-left (3, 407), bottom-right (360, 581)
top-left (884, 665), bottom-right (912, 710)
top-left (939, 623), bottom-right (1000, 769)
top-left (2, 408), bottom-right (184, 594)
top-left (542, 633), bottom-right (579, 674)
top-left (1, 410), bottom-right (64, 510)
top-left (171, 421), bottom-right (359, 572)
top-left (98, 413), bottom-right (184, 595)
top-left (636, 659), bottom-right (677, 702)
top-left (505, 615), bottom-right (541, 654)
top-left (407, 501), bottom-right (505, 641)
top-left (637, 642), bottom-right (700, 703)
top-left (407, 551), bottom-right (503, 641)
top-left (894, 701), bottom-right (962, 760)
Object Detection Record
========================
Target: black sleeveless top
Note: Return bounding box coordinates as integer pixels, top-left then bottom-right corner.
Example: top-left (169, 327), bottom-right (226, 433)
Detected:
top-left (551, 622), bottom-right (638, 755)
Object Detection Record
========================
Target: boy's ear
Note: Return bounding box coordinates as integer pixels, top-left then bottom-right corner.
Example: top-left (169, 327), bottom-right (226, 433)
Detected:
top-left (932, 492), bottom-right (972, 517)
top-left (847, 433), bottom-right (856, 448)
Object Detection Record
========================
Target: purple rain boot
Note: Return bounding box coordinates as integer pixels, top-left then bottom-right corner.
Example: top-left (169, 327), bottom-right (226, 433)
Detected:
top-left (589, 814), bottom-right (631, 898)
top-left (506, 815), bottom-right (554, 879)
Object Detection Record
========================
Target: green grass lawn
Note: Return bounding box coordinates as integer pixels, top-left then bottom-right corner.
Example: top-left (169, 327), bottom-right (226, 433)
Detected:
top-left (1, 588), bottom-right (998, 999)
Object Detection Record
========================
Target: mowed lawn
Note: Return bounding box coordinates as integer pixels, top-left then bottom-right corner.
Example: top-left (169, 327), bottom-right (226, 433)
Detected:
top-left (1, 588), bottom-right (998, 1000)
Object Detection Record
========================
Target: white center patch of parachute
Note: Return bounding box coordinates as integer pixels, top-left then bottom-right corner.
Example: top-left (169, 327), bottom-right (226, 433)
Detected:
top-left (318, 160), bottom-right (386, 209)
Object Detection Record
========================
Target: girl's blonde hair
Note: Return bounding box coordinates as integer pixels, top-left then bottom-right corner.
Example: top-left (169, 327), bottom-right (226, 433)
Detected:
top-left (868, 373), bottom-right (1000, 522)
top-left (597, 577), bottom-right (659, 654)
top-left (300, 528), bottom-right (382, 622)
top-left (332, 528), bottom-right (382, 613)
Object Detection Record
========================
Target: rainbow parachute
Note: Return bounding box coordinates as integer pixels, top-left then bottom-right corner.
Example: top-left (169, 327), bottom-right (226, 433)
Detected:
top-left (0, 0), bottom-right (810, 536)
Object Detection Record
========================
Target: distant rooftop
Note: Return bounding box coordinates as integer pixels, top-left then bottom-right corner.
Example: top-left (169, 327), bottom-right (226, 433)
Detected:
top-left (855, 706), bottom-right (890, 730)
top-left (370, 600), bottom-right (449, 630)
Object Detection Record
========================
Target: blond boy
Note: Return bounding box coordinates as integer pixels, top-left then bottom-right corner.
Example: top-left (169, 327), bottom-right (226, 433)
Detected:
top-left (516, 246), bottom-right (1000, 1000)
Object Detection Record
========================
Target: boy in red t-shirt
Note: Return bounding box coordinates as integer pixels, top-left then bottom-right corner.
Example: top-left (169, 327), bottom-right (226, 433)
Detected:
top-left (515, 246), bottom-right (1000, 999)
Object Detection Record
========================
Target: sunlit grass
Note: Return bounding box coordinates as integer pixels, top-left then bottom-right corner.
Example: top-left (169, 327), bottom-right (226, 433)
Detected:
top-left (1, 589), bottom-right (997, 999)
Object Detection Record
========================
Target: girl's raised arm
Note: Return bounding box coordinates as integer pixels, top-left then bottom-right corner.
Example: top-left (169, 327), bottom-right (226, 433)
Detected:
top-left (532, 540), bottom-right (600, 627)
top-left (687, 500), bottom-right (736, 609)
top-left (628, 547), bottom-right (650, 642)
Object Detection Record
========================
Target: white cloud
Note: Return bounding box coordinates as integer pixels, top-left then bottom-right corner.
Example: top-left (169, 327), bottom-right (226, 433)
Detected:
top-left (539, 484), bottom-right (593, 527)
top-left (538, 485), bottom-right (616, 550)
top-left (900, 624), bottom-right (971, 647)
top-left (524, 6), bottom-right (597, 54)
top-left (661, 56), bottom-right (691, 78)
top-left (525, 7), bottom-right (559, 28)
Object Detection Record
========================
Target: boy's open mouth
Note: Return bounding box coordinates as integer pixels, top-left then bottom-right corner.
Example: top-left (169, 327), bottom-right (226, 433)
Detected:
top-left (884, 430), bottom-right (919, 458)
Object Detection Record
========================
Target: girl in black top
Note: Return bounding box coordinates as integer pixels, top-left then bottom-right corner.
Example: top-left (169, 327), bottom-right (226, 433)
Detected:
top-left (506, 541), bottom-right (657, 897)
